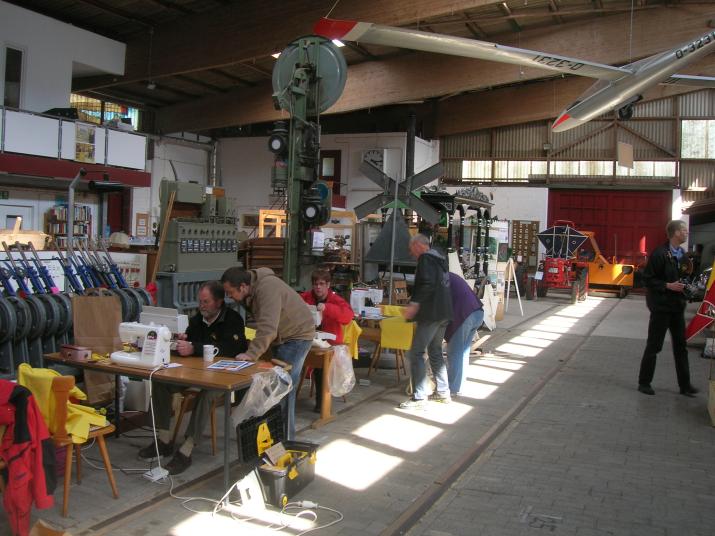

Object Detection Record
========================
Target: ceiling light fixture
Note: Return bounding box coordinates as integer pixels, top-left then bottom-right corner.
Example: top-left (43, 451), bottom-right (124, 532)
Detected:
top-left (271, 52), bottom-right (281, 59)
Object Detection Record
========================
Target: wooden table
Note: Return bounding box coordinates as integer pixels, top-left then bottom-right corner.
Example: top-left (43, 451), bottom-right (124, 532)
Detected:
top-left (44, 353), bottom-right (263, 490)
top-left (302, 346), bottom-right (335, 428)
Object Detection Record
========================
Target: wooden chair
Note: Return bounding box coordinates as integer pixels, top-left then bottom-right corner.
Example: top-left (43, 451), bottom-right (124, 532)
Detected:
top-left (51, 375), bottom-right (119, 517)
top-left (171, 389), bottom-right (220, 456)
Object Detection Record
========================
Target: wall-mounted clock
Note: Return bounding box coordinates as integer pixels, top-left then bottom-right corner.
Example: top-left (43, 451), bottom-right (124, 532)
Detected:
top-left (362, 148), bottom-right (385, 171)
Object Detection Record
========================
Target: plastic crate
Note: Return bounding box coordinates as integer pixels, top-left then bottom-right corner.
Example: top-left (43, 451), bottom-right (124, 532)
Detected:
top-left (258, 440), bottom-right (318, 508)
top-left (236, 404), bottom-right (284, 463)
top-left (236, 405), bottom-right (318, 507)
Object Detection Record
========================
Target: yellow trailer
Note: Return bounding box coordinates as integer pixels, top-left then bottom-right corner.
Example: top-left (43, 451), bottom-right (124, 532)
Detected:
top-left (578, 231), bottom-right (635, 297)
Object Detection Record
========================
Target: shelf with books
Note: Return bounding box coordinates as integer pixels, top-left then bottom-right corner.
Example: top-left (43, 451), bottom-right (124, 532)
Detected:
top-left (46, 204), bottom-right (92, 249)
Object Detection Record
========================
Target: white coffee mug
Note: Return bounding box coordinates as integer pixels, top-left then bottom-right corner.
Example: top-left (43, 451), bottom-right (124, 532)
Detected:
top-left (203, 345), bottom-right (219, 362)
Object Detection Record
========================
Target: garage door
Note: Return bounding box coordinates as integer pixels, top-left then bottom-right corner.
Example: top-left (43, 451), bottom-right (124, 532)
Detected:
top-left (547, 190), bottom-right (671, 266)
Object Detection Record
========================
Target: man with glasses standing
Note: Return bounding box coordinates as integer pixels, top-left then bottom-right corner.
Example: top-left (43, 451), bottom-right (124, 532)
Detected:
top-left (638, 220), bottom-right (698, 397)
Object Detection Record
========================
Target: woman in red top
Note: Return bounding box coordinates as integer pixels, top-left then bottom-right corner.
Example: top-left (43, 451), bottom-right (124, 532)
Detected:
top-left (300, 269), bottom-right (354, 411)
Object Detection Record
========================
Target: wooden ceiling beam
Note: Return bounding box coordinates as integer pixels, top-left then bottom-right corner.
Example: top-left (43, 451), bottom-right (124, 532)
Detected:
top-left (155, 5), bottom-right (715, 133)
top-left (174, 74), bottom-right (226, 93)
top-left (209, 69), bottom-right (256, 87)
top-left (145, 0), bottom-right (196, 15)
top-left (239, 62), bottom-right (272, 78)
top-left (72, 0), bottom-right (507, 91)
top-left (74, 0), bottom-right (154, 28)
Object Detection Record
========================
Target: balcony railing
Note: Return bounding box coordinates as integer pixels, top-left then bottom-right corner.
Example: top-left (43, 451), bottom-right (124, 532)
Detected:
top-left (0, 106), bottom-right (147, 170)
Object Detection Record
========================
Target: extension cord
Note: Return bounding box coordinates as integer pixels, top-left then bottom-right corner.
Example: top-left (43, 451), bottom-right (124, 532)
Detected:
top-left (144, 466), bottom-right (168, 482)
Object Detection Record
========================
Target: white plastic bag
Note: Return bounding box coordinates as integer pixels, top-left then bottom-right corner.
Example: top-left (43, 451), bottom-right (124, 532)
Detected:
top-left (329, 345), bottom-right (356, 397)
top-left (231, 366), bottom-right (292, 426)
top-left (704, 338), bottom-right (715, 359)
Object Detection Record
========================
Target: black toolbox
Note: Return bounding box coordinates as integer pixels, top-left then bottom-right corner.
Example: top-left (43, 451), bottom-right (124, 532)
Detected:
top-left (237, 404), bottom-right (318, 508)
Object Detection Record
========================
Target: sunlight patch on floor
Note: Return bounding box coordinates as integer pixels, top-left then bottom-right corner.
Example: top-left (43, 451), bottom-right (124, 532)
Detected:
top-left (467, 363), bottom-right (514, 384)
top-left (508, 335), bottom-right (554, 349)
top-left (315, 439), bottom-right (403, 490)
top-left (459, 380), bottom-right (498, 399)
top-left (353, 414), bottom-right (443, 452)
top-left (520, 329), bottom-right (561, 341)
top-left (494, 342), bottom-right (543, 358)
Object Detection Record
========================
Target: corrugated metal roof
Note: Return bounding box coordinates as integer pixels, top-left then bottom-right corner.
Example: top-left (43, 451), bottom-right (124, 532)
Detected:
top-left (636, 97), bottom-right (674, 119)
top-left (493, 122), bottom-right (547, 159)
top-left (441, 131), bottom-right (491, 159)
top-left (681, 161), bottom-right (715, 192)
top-left (620, 121), bottom-right (676, 159)
top-left (679, 90), bottom-right (715, 118)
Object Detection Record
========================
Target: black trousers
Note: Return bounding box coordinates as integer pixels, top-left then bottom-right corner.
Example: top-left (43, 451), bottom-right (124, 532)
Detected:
top-left (638, 310), bottom-right (691, 389)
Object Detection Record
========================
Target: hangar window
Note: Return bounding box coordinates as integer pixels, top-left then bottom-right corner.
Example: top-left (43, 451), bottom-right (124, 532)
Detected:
top-left (462, 160), bottom-right (492, 179)
top-left (494, 160), bottom-right (546, 181)
top-left (681, 120), bottom-right (715, 158)
top-left (616, 161), bottom-right (676, 177)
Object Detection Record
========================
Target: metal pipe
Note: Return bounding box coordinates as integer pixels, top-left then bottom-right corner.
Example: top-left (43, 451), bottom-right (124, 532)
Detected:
top-left (209, 140), bottom-right (220, 186)
top-left (67, 169), bottom-right (87, 250)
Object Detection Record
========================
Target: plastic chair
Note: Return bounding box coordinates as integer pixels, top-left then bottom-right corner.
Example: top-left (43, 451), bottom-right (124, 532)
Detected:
top-left (51, 375), bottom-right (119, 517)
top-left (368, 313), bottom-right (413, 383)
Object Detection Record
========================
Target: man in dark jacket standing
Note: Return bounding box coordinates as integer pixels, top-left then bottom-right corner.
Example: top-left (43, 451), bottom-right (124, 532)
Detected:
top-left (400, 234), bottom-right (453, 409)
top-left (638, 220), bottom-right (698, 397)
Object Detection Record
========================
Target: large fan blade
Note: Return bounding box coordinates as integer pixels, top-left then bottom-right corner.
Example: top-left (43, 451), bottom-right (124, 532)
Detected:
top-left (314, 18), bottom-right (630, 81)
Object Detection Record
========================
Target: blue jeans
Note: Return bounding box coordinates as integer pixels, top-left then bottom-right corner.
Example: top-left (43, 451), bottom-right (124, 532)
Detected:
top-left (407, 319), bottom-right (449, 400)
top-left (274, 339), bottom-right (313, 440)
top-left (447, 309), bottom-right (484, 394)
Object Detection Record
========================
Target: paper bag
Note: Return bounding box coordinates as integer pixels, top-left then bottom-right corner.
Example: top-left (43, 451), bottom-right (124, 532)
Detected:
top-left (71, 294), bottom-right (122, 405)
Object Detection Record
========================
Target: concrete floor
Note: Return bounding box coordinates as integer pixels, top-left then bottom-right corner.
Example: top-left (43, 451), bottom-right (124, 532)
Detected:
top-left (3, 292), bottom-right (714, 535)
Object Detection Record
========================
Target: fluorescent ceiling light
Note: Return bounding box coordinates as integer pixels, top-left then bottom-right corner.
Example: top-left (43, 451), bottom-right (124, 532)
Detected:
top-left (332, 39), bottom-right (345, 47)
top-left (271, 52), bottom-right (280, 59)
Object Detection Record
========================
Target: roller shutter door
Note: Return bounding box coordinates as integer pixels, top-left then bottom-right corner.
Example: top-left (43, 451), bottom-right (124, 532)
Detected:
top-left (547, 190), bottom-right (671, 266)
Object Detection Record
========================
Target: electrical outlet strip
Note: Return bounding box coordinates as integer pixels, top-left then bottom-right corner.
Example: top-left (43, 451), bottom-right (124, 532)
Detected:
top-left (144, 466), bottom-right (169, 482)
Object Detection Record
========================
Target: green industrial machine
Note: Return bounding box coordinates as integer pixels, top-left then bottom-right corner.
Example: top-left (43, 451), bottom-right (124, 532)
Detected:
top-left (270, 36), bottom-right (347, 287)
top-left (157, 180), bottom-right (238, 273)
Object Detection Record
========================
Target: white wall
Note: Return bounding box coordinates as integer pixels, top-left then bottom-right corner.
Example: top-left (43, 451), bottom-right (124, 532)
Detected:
top-left (146, 138), bottom-right (211, 228)
top-left (219, 137), bottom-right (274, 234)
top-left (0, 185), bottom-right (99, 236)
top-left (218, 133), bottom-right (440, 233)
top-left (0, 1), bottom-right (125, 112)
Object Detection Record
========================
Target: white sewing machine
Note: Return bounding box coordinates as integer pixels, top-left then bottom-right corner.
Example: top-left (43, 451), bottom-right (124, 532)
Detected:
top-left (110, 322), bottom-right (172, 369)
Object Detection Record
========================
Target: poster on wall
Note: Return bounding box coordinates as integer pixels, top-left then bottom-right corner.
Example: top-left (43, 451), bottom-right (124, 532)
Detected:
top-left (487, 220), bottom-right (510, 282)
top-left (75, 124), bottom-right (96, 163)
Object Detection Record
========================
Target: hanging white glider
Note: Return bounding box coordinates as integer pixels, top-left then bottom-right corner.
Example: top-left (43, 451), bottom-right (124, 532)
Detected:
top-left (313, 18), bottom-right (715, 132)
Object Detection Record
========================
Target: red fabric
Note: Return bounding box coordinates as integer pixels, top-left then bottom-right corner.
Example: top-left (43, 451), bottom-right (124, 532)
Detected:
top-left (685, 283), bottom-right (715, 340)
top-left (0, 381), bottom-right (54, 536)
top-left (300, 289), bottom-right (354, 345)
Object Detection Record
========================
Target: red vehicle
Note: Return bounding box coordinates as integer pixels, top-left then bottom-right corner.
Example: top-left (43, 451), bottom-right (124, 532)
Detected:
top-left (526, 220), bottom-right (589, 304)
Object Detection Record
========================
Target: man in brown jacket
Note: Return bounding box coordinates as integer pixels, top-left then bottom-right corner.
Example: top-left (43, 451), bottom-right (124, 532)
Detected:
top-left (221, 267), bottom-right (315, 439)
